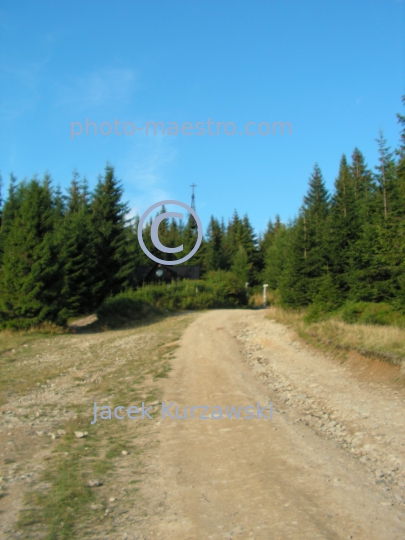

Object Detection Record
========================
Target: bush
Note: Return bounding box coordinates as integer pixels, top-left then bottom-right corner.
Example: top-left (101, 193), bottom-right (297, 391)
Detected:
top-left (303, 303), bottom-right (331, 324)
top-left (96, 294), bottom-right (160, 328)
top-left (339, 301), bottom-right (405, 327)
top-left (0, 311), bottom-right (68, 331)
top-left (96, 274), bottom-right (248, 328)
top-left (204, 270), bottom-right (248, 307)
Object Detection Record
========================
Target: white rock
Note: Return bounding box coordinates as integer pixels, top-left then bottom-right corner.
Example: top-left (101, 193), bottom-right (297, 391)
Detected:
top-left (87, 479), bottom-right (102, 487)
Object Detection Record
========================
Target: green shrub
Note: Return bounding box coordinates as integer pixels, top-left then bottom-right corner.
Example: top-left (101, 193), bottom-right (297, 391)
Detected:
top-left (96, 274), bottom-right (247, 328)
top-left (339, 301), bottom-right (405, 327)
top-left (96, 294), bottom-right (160, 328)
top-left (303, 303), bottom-right (331, 324)
top-left (204, 270), bottom-right (248, 307)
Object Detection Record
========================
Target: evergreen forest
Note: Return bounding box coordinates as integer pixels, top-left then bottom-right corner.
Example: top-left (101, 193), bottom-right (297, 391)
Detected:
top-left (0, 95), bottom-right (404, 329)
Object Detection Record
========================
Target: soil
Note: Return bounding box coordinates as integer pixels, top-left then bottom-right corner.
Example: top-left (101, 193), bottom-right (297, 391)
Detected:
top-left (1, 309), bottom-right (405, 539)
top-left (134, 309), bottom-right (405, 539)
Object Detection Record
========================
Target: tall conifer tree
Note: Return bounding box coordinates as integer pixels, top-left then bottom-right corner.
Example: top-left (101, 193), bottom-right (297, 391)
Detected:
top-left (327, 155), bottom-right (358, 299)
top-left (90, 165), bottom-right (130, 304)
top-left (0, 178), bottom-right (65, 327)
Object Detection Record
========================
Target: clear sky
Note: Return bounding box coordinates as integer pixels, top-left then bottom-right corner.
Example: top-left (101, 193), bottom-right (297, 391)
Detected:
top-left (1, 0), bottom-right (404, 234)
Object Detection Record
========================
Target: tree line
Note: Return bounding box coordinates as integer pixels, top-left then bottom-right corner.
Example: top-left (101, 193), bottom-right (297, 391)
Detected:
top-left (263, 96), bottom-right (405, 313)
top-left (0, 95), bottom-right (404, 328)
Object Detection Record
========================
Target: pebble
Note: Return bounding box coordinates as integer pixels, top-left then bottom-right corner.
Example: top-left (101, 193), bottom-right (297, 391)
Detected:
top-left (57, 429), bottom-right (66, 436)
top-left (74, 431), bottom-right (88, 438)
top-left (121, 450), bottom-right (129, 456)
top-left (87, 479), bottom-right (102, 487)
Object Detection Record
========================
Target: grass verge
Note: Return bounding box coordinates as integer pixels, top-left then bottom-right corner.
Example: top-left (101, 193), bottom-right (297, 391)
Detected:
top-left (266, 306), bottom-right (405, 367)
top-left (13, 313), bottom-right (192, 539)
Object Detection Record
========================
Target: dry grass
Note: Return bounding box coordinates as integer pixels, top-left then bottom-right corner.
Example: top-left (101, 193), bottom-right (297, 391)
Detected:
top-left (249, 289), bottom-right (278, 309)
top-left (0, 333), bottom-right (71, 407)
top-left (0, 324), bottom-right (66, 355)
top-left (266, 306), bottom-right (405, 366)
top-left (11, 313), bottom-right (194, 539)
top-left (249, 293), bottom-right (264, 308)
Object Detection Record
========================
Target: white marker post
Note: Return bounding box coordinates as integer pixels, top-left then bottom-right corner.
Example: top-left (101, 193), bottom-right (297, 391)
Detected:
top-left (263, 284), bottom-right (268, 308)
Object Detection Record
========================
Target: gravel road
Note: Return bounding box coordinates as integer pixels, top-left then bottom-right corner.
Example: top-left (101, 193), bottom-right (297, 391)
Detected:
top-left (137, 309), bottom-right (405, 540)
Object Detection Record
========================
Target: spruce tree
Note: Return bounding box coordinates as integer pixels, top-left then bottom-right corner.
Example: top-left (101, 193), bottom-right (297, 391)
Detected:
top-left (90, 165), bottom-right (130, 304)
top-left (0, 177), bottom-right (65, 327)
top-left (222, 212), bottom-right (258, 281)
top-left (371, 132), bottom-right (403, 301)
top-left (59, 175), bottom-right (100, 315)
top-left (258, 215), bottom-right (283, 272)
top-left (348, 145), bottom-right (391, 302)
top-left (222, 211), bottom-right (242, 269)
top-left (278, 216), bottom-right (311, 307)
top-left (279, 164), bottom-right (329, 306)
top-left (393, 95), bottom-right (405, 308)
top-left (205, 216), bottom-right (226, 271)
top-left (231, 245), bottom-right (249, 284)
top-left (262, 222), bottom-right (288, 290)
top-left (0, 173), bottom-right (3, 227)
top-left (302, 163), bottom-right (330, 300)
top-left (326, 155), bottom-right (358, 300)
top-left (0, 175), bottom-right (21, 262)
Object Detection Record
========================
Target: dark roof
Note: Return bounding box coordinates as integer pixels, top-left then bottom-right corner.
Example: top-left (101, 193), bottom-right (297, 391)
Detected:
top-left (135, 266), bottom-right (153, 282)
top-left (171, 266), bottom-right (200, 279)
top-left (135, 264), bottom-right (200, 283)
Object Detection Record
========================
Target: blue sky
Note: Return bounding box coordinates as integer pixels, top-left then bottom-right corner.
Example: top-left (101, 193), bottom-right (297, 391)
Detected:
top-left (1, 0), bottom-right (404, 235)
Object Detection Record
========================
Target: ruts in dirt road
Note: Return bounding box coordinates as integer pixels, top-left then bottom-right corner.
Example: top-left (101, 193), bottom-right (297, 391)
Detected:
top-left (137, 310), bottom-right (405, 540)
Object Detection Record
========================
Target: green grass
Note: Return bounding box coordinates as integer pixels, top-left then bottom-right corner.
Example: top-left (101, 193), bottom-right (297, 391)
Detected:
top-left (18, 418), bottom-right (101, 538)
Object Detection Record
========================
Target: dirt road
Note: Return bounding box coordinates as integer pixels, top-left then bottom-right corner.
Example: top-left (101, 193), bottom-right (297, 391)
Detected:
top-left (137, 309), bottom-right (405, 539)
top-left (1, 309), bottom-right (405, 539)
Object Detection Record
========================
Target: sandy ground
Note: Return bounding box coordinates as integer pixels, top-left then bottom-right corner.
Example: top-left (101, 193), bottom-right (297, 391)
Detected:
top-left (135, 309), bottom-right (405, 540)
